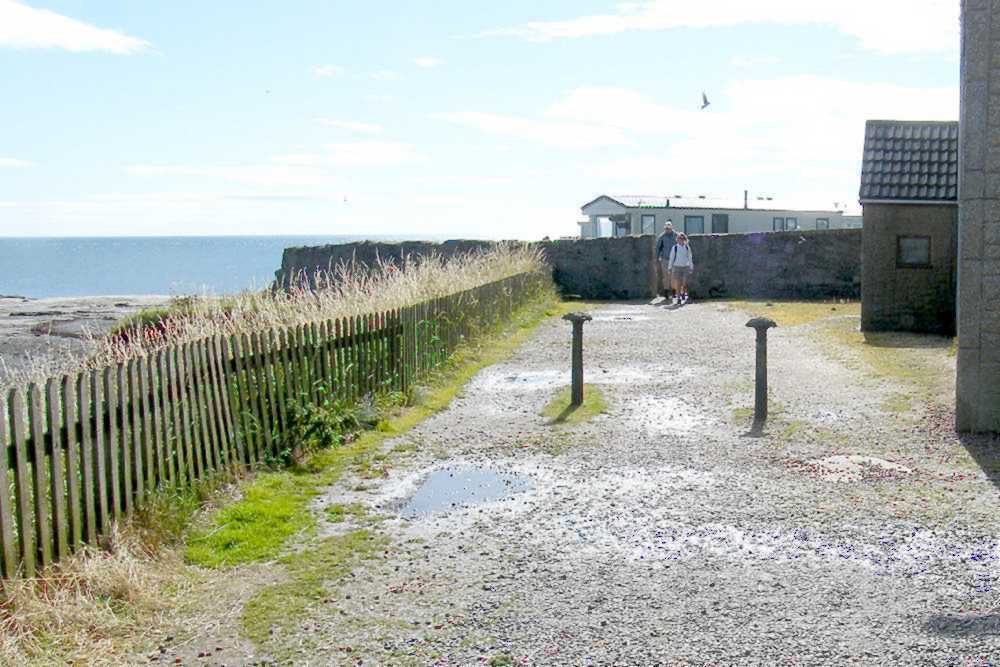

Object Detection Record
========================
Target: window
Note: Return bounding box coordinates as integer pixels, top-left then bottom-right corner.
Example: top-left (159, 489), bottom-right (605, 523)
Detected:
top-left (684, 215), bottom-right (705, 234)
top-left (641, 214), bottom-right (656, 235)
top-left (711, 213), bottom-right (729, 234)
top-left (773, 217), bottom-right (785, 231)
top-left (613, 219), bottom-right (630, 237)
top-left (786, 217), bottom-right (798, 230)
top-left (816, 218), bottom-right (830, 230)
top-left (897, 236), bottom-right (932, 268)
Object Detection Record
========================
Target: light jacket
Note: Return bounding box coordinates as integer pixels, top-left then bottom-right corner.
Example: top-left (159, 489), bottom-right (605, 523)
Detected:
top-left (668, 243), bottom-right (693, 270)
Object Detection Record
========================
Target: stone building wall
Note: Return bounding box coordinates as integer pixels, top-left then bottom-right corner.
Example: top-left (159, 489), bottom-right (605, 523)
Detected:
top-left (861, 204), bottom-right (958, 335)
top-left (957, 0), bottom-right (1000, 432)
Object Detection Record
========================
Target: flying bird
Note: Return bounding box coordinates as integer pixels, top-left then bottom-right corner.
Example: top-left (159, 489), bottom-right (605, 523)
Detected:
top-left (701, 92), bottom-right (711, 110)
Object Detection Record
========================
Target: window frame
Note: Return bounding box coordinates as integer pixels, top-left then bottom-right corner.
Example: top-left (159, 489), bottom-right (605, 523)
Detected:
top-left (684, 215), bottom-right (705, 235)
top-left (641, 214), bottom-right (656, 236)
top-left (896, 235), bottom-right (933, 269)
top-left (711, 213), bottom-right (729, 234)
top-left (816, 218), bottom-right (830, 230)
top-left (772, 217), bottom-right (785, 231)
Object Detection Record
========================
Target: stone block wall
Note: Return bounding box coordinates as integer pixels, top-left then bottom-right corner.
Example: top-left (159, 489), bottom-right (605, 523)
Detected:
top-left (276, 240), bottom-right (494, 289)
top-left (861, 204), bottom-right (957, 335)
top-left (540, 236), bottom-right (657, 299)
top-left (683, 229), bottom-right (861, 300)
top-left (957, 0), bottom-right (1000, 432)
top-left (276, 231), bottom-right (860, 302)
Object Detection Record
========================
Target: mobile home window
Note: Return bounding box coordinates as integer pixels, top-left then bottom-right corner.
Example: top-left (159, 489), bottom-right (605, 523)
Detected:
top-left (773, 217), bottom-right (785, 231)
top-left (786, 217), bottom-right (799, 230)
top-left (684, 215), bottom-right (705, 235)
top-left (711, 213), bottom-right (729, 234)
top-left (816, 218), bottom-right (830, 230)
top-left (897, 236), bottom-right (932, 268)
top-left (641, 214), bottom-right (656, 235)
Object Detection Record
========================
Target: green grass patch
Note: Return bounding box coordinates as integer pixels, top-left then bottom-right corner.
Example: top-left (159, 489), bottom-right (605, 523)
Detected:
top-left (542, 384), bottom-right (608, 425)
top-left (729, 300), bottom-right (860, 328)
top-left (240, 530), bottom-right (385, 646)
top-left (325, 502), bottom-right (367, 523)
top-left (185, 289), bottom-right (594, 570)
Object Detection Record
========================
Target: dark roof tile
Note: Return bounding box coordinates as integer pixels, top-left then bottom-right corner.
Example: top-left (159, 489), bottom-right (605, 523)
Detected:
top-left (859, 120), bottom-right (958, 202)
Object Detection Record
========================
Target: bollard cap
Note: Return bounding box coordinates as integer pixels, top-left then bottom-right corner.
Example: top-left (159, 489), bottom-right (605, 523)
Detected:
top-left (562, 312), bottom-right (593, 324)
top-left (745, 317), bottom-right (777, 330)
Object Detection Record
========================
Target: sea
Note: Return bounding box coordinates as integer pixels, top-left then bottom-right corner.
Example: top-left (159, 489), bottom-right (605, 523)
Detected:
top-left (0, 236), bottom-right (436, 299)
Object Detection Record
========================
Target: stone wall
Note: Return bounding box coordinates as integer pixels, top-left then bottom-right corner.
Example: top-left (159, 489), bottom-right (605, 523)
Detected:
top-left (540, 236), bottom-right (657, 300)
top-left (683, 229), bottom-right (861, 300)
top-left (276, 230), bottom-right (860, 302)
top-left (957, 0), bottom-right (1000, 432)
top-left (276, 240), bottom-right (494, 289)
top-left (861, 203), bottom-right (957, 335)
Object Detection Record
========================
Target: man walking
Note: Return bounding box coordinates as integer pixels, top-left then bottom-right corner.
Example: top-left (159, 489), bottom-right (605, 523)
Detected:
top-left (655, 220), bottom-right (677, 298)
top-left (668, 232), bottom-right (694, 305)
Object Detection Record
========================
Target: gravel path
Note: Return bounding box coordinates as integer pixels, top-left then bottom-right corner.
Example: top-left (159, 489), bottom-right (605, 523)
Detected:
top-left (183, 301), bottom-right (1000, 665)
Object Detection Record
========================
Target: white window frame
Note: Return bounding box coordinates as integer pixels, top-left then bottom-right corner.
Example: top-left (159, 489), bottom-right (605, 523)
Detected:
top-left (641, 214), bottom-right (656, 235)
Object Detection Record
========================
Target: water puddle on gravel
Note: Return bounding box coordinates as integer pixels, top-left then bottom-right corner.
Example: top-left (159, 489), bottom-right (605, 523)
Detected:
top-left (397, 466), bottom-right (532, 518)
top-left (480, 367), bottom-right (652, 392)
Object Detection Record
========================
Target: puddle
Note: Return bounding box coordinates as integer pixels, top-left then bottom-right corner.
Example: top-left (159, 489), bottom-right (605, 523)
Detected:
top-left (397, 466), bottom-right (533, 518)
top-left (591, 315), bottom-right (651, 323)
top-left (786, 455), bottom-right (912, 482)
top-left (480, 367), bottom-right (653, 392)
top-left (629, 396), bottom-right (706, 433)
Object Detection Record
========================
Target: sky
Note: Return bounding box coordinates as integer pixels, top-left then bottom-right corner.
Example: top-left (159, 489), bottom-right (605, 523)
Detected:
top-left (0, 0), bottom-right (961, 239)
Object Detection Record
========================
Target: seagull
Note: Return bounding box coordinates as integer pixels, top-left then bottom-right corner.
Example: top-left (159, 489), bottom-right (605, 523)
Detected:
top-left (701, 92), bottom-right (711, 110)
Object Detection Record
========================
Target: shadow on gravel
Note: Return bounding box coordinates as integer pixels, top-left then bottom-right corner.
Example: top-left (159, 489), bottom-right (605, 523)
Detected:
top-left (924, 614), bottom-right (1000, 637)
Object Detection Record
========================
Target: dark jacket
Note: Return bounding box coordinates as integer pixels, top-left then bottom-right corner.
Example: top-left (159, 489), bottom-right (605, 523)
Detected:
top-left (656, 230), bottom-right (677, 259)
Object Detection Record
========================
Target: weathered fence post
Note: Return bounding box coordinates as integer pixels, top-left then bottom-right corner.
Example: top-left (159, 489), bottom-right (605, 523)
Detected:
top-left (562, 312), bottom-right (593, 407)
top-left (745, 317), bottom-right (777, 430)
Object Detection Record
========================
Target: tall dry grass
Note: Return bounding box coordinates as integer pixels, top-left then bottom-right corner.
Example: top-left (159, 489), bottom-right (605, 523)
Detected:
top-left (0, 243), bottom-right (547, 390)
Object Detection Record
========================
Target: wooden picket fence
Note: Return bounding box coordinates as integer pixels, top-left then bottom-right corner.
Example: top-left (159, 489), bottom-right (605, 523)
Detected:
top-left (0, 271), bottom-right (548, 578)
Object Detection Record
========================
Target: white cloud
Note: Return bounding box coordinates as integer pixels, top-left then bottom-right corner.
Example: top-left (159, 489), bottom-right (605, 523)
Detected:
top-left (0, 0), bottom-right (149, 53)
top-left (413, 56), bottom-right (444, 68)
top-left (315, 118), bottom-right (384, 134)
top-left (433, 111), bottom-right (630, 149)
top-left (312, 64), bottom-right (344, 78)
top-left (126, 164), bottom-right (328, 188)
top-left (370, 69), bottom-right (399, 81)
top-left (481, 0), bottom-right (958, 55)
top-left (273, 141), bottom-right (417, 167)
top-left (559, 76), bottom-right (958, 210)
top-left (731, 56), bottom-right (781, 69)
top-left (0, 157), bottom-right (31, 167)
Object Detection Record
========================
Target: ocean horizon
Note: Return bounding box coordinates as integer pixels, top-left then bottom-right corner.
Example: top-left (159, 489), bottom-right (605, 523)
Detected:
top-left (1, 235), bottom-right (448, 299)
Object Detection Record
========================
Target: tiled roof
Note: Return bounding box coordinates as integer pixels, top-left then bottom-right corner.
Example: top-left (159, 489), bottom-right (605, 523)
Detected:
top-left (859, 120), bottom-right (958, 202)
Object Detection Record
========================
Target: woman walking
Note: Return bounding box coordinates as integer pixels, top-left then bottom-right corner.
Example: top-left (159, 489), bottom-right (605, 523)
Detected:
top-left (667, 233), bottom-right (694, 305)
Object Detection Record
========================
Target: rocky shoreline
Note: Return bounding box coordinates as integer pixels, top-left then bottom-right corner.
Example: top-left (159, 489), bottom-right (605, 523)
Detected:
top-left (0, 295), bottom-right (170, 387)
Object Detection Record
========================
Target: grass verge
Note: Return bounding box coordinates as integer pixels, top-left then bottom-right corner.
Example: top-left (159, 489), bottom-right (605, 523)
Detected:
top-left (185, 289), bottom-right (588, 570)
top-left (727, 300), bottom-right (860, 328)
top-left (542, 384), bottom-right (608, 425)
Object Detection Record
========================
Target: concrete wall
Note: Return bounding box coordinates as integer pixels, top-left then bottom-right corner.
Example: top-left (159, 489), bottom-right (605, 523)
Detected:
top-left (957, 0), bottom-right (1000, 432)
top-left (682, 229), bottom-right (862, 300)
top-left (861, 203), bottom-right (958, 335)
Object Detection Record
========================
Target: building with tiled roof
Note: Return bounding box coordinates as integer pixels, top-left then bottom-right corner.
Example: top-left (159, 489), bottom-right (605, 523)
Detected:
top-left (859, 120), bottom-right (958, 335)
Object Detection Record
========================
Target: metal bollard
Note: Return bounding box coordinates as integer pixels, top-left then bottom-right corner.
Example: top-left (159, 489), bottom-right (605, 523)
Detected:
top-left (562, 312), bottom-right (593, 406)
top-left (745, 317), bottom-right (777, 429)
